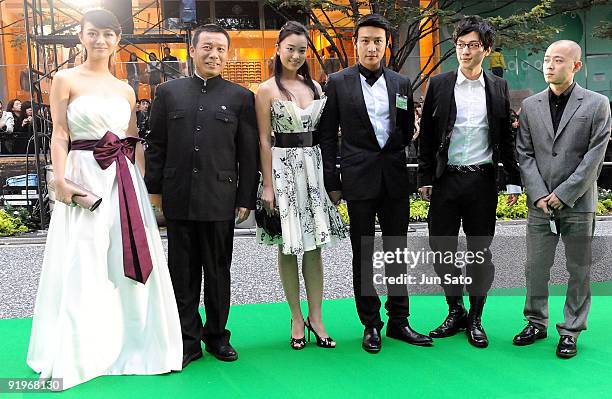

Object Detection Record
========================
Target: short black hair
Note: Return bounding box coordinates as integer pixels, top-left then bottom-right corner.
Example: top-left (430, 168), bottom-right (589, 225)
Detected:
top-left (353, 14), bottom-right (391, 44)
top-left (191, 24), bottom-right (231, 48)
top-left (453, 16), bottom-right (496, 51)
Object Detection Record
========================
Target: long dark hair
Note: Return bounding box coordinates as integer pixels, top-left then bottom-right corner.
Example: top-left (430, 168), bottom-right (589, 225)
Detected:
top-left (80, 9), bottom-right (121, 64)
top-left (274, 21), bottom-right (319, 101)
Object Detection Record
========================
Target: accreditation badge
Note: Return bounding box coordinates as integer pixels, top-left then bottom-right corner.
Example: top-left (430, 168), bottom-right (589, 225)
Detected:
top-left (396, 93), bottom-right (408, 110)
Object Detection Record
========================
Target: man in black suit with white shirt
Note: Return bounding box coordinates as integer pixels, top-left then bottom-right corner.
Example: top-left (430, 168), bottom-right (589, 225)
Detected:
top-left (319, 14), bottom-right (432, 353)
top-left (417, 16), bottom-right (521, 348)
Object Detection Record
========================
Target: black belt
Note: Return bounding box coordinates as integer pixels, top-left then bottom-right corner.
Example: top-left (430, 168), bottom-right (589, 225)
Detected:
top-left (273, 131), bottom-right (319, 148)
top-left (446, 163), bottom-right (493, 173)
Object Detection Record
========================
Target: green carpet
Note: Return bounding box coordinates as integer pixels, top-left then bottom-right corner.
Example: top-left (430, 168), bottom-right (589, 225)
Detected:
top-left (1, 292), bottom-right (612, 398)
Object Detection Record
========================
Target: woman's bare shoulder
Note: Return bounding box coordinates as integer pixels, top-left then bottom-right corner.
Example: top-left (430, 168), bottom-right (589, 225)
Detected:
top-left (258, 78), bottom-right (278, 92)
top-left (53, 67), bottom-right (81, 84)
top-left (257, 79), bottom-right (279, 98)
top-left (114, 78), bottom-right (136, 106)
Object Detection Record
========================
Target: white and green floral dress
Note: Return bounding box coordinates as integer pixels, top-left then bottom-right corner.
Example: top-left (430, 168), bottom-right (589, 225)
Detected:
top-left (256, 98), bottom-right (348, 255)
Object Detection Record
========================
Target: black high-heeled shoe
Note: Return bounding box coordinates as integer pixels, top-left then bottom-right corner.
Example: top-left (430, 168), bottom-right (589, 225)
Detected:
top-left (290, 319), bottom-right (306, 350)
top-left (305, 317), bottom-right (336, 348)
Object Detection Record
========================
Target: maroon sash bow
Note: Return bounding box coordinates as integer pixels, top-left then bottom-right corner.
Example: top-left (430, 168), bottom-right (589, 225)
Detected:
top-left (72, 131), bottom-right (153, 284)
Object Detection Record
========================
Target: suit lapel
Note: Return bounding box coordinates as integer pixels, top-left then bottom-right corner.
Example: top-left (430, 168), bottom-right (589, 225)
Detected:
top-left (384, 68), bottom-right (398, 135)
top-left (483, 72), bottom-right (495, 140)
top-left (439, 71), bottom-right (457, 139)
top-left (344, 66), bottom-right (375, 137)
top-left (555, 84), bottom-right (584, 140)
top-left (535, 90), bottom-right (555, 139)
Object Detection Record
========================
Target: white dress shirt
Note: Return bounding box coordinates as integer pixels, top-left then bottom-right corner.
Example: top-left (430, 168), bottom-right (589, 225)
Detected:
top-left (447, 69), bottom-right (520, 194)
top-left (360, 73), bottom-right (390, 148)
top-left (448, 69), bottom-right (491, 166)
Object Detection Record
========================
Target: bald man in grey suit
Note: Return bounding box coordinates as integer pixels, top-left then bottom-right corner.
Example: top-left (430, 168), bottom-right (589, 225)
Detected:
top-left (515, 40), bottom-right (611, 358)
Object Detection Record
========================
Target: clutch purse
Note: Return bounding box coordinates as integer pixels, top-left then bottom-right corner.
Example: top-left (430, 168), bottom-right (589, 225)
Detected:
top-left (49, 178), bottom-right (102, 211)
top-left (255, 207), bottom-right (282, 239)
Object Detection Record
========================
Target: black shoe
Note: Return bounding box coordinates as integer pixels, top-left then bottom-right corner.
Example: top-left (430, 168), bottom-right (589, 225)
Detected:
top-left (305, 317), bottom-right (336, 348)
top-left (181, 350), bottom-right (203, 368)
top-left (556, 335), bottom-right (577, 359)
top-left (466, 296), bottom-right (488, 348)
top-left (362, 327), bottom-right (382, 353)
top-left (513, 323), bottom-right (547, 346)
top-left (205, 343), bottom-right (238, 362)
top-left (429, 296), bottom-right (468, 338)
top-left (386, 322), bottom-right (433, 346)
top-left (290, 319), bottom-right (306, 350)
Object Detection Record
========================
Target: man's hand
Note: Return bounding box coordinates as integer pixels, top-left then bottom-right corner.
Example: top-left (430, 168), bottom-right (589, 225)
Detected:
top-left (546, 192), bottom-right (564, 210)
top-left (328, 191), bottom-right (342, 205)
top-left (536, 195), bottom-right (551, 214)
top-left (235, 207), bottom-right (250, 224)
top-left (418, 186), bottom-right (432, 202)
top-left (507, 193), bottom-right (518, 206)
top-left (149, 194), bottom-right (162, 209)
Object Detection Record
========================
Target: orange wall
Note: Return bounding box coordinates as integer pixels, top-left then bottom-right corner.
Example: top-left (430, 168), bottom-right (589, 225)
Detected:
top-left (1, 11), bottom-right (30, 102)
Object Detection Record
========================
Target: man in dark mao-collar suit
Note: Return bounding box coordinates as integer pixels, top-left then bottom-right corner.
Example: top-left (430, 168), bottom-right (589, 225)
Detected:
top-left (145, 24), bottom-right (258, 367)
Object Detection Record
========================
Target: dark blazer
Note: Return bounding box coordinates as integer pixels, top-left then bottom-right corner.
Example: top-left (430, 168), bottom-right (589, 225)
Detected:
top-left (417, 70), bottom-right (521, 188)
top-left (145, 75), bottom-right (259, 221)
top-left (319, 65), bottom-right (415, 201)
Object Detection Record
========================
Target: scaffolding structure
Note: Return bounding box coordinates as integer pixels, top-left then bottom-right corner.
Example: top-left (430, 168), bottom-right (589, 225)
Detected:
top-left (22, 0), bottom-right (192, 228)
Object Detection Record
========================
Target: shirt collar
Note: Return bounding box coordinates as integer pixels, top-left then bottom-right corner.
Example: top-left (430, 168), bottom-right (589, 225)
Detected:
top-left (549, 82), bottom-right (575, 102)
top-left (456, 68), bottom-right (485, 87)
top-left (358, 63), bottom-right (384, 84)
top-left (194, 70), bottom-right (221, 83)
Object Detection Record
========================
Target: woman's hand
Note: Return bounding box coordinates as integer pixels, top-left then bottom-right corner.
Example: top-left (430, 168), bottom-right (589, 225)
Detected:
top-left (54, 180), bottom-right (86, 206)
top-left (261, 185), bottom-right (275, 214)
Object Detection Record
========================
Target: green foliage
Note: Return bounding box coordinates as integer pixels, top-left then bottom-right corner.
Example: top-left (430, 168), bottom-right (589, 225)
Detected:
top-left (409, 198), bottom-right (430, 222)
top-left (597, 201), bottom-right (608, 215)
top-left (598, 188), bottom-right (612, 201)
top-left (3, 204), bottom-right (37, 230)
top-left (593, 21), bottom-right (612, 39)
top-left (601, 199), bottom-right (612, 210)
top-left (0, 208), bottom-right (29, 237)
top-left (597, 198), bottom-right (612, 215)
top-left (496, 193), bottom-right (529, 220)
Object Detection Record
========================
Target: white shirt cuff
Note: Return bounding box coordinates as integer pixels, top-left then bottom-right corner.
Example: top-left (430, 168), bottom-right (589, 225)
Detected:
top-left (505, 184), bottom-right (522, 194)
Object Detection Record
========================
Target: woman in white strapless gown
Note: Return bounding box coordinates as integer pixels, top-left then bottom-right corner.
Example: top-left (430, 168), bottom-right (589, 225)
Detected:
top-left (256, 22), bottom-right (347, 351)
top-left (27, 10), bottom-right (181, 390)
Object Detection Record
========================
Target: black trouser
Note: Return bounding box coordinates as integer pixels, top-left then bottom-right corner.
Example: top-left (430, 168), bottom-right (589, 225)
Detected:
top-left (428, 167), bottom-right (497, 297)
top-left (166, 218), bottom-right (235, 356)
top-left (347, 190), bottom-right (410, 330)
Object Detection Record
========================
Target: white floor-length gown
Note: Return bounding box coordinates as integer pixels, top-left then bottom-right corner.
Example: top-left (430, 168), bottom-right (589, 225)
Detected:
top-left (27, 95), bottom-right (182, 390)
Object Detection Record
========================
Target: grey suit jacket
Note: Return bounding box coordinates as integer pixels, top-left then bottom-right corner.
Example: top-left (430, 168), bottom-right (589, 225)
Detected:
top-left (517, 83), bottom-right (611, 212)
